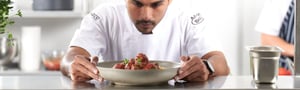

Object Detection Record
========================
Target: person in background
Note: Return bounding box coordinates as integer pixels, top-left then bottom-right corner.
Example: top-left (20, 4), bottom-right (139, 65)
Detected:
top-left (61, 0), bottom-right (230, 82)
top-left (255, 0), bottom-right (295, 75)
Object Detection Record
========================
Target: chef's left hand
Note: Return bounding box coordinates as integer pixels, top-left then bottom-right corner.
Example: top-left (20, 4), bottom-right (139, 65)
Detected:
top-left (177, 55), bottom-right (210, 82)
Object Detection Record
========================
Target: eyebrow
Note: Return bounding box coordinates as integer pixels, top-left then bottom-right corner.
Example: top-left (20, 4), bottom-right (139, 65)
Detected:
top-left (152, 0), bottom-right (164, 5)
top-left (132, 0), bottom-right (165, 5)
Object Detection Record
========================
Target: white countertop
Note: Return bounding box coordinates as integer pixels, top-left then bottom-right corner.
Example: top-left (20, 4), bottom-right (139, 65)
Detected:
top-left (0, 71), bottom-right (299, 89)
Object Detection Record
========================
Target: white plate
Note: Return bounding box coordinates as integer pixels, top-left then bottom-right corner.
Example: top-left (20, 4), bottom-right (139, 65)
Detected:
top-left (97, 60), bottom-right (180, 85)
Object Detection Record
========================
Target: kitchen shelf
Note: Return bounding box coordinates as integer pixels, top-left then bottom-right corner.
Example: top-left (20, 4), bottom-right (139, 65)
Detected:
top-left (11, 11), bottom-right (84, 18)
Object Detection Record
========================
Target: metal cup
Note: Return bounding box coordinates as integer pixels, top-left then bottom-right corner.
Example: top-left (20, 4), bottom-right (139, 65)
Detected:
top-left (248, 46), bottom-right (282, 84)
top-left (0, 37), bottom-right (19, 71)
top-left (254, 83), bottom-right (277, 89)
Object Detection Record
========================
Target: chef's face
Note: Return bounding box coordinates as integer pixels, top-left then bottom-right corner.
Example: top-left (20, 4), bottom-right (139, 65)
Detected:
top-left (126, 0), bottom-right (171, 34)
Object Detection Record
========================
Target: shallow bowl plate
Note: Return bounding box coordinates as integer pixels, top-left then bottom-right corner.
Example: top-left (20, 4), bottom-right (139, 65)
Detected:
top-left (97, 60), bottom-right (180, 85)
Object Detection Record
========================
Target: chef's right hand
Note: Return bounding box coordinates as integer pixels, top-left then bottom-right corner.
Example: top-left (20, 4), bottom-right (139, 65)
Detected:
top-left (70, 55), bottom-right (103, 82)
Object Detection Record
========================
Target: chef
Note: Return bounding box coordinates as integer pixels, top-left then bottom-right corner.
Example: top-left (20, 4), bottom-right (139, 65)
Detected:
top-left (61, 0), bottom-right (230, 82)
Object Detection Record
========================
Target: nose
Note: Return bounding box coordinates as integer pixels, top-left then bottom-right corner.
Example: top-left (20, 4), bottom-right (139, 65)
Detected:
top-left (140, 7), bottom-right (153, 20)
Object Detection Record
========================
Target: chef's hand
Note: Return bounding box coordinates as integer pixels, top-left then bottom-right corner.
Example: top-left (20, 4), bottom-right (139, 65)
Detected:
top-left (177, 55), bottom-right (210, 82)
top-left (70, 55), bottom-right (103, 82)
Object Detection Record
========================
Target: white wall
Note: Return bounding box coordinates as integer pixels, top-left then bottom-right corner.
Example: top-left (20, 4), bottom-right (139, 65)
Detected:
top-left (8, 0), bottom-right (84, 52)
top-left (240, 0), bottom-right (267, 75)
top-left (8, 18), bottom-right (81, 51)
top-left (8, 0), bottom-right (267, 75)
top-left (188, 0), bottom-right (267, 75)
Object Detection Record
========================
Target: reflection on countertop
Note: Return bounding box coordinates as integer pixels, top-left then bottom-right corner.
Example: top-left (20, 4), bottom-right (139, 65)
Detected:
top-left (64, 75), bottom-right (296, 89)
top-left (0, 71), bottom-right (299, 89)
top-left (64, 76), bottom-right (228, 89)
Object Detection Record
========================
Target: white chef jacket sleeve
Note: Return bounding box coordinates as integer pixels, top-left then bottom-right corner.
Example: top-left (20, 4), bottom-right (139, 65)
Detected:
top-left (69, 10), bottom-right (107, 58)
top-left (184, 11), bottom-right (223, 58)
top-left (255, 0), bottom-right (286, 36)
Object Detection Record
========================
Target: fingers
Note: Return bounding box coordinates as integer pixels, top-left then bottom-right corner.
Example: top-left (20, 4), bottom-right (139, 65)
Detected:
top-left (184, 70), bottom-right (208, 82)
top-left (90, 56), bottom-right (104, 82)
top-left (75, 56), bottom-right (99, 74)
top-left (178, 60), bottom-right (199, 79)
top-left (179, 56), bottom-right (200, 76)
top-left (70, 55), bottom-right (102, 82)
top-left (90, 56), bottom-right (99, 66)
top-left (72, 61), bottom-right (100, 81)
top-left (180, 56), bottom-right (190, 62)
top-left (178, 55), bottom-right (208, 81)
top-left (179, 56), bottom-right (191, 71)
top-left (70, 70), bottom-right (92, 82)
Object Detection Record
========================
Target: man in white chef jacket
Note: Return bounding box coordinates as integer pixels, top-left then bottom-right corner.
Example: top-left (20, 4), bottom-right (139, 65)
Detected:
top-left (61, 0), bottom-right (230, 82)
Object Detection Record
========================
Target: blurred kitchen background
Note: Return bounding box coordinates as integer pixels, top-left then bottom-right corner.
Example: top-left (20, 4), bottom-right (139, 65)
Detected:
top-left (5, 0), bottom-right (267, 76)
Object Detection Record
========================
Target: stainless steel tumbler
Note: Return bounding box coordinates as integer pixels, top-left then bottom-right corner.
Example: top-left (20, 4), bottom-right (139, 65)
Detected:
top-left (248, 46), bottom-right (282, 84)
